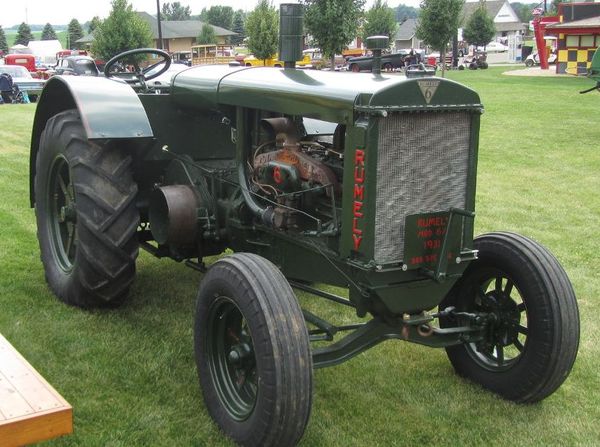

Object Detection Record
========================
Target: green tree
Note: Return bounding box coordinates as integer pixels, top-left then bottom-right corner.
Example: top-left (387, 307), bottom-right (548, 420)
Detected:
top-left (303, 0), bottom-right (365, 68)
top-left (204, 6), bottom-right (235, 30)
top-left (395, 4), bottom-right (419, 22)
top-left (161, 2), bottom-right (192, 20)
top-left (68, 19), bottom-right (84, 49)
top-left (91, 0), bottom-right (153, 62)
top-left (15, 22), bottom-right (34, 46)
top-left (197, 24), bottom-right (216, 44)
top-left (416, 0), bottom-right (463, 77)
top-left (0, 26), bottom-right (9, 53)
top-left (245, 0), bottom-right (278, 64)
top-left (88, 16), bottom-right (102, 34)
top-left (462, 1), bottom-right (495, 48)
top-left (231, 10), bottom-right (246, 45)
top-left (41, 23), bottom-right (57, 40)
top-left (362, 0), bottom-right (398, 42)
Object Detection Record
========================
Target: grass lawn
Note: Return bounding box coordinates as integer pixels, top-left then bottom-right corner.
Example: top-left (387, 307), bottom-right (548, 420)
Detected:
top-left (0, 68), bottom-right (598, 446)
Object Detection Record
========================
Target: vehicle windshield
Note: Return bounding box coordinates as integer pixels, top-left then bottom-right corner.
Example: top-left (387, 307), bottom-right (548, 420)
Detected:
top-left (0, 65), bottom-right (32, 78)
top-left (74, 60), bottom-right (98, 75)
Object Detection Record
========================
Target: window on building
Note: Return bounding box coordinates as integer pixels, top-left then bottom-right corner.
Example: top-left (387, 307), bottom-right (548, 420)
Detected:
top-left (580, 35), bottom-right (594, 47)
top-left (566, 35), bottom-right (579, 47)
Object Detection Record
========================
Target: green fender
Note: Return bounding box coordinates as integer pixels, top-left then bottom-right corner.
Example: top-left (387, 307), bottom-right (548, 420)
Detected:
top-left (589, 47), bottom-right (600, 82)
top-left (29, 75), bottom-right (153, 206)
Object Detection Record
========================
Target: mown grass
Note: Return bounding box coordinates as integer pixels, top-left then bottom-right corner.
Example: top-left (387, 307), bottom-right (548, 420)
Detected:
top-left (0, 67), bottom-right (598, 446)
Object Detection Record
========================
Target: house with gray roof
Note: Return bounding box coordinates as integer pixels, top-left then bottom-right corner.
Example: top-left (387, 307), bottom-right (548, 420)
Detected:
top-left (393, 19), bottom-right (422, 51)
top-left (77, 11), bottom-right (236, 55)
top-left (461, 0), bottom-right (525, 41)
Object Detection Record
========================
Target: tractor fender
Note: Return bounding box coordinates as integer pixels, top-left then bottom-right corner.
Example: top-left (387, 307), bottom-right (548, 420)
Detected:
top-left (29, 75), bottom-right (153, 206)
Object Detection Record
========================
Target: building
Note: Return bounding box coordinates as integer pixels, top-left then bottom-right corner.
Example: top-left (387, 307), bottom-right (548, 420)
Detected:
top-left (394, 19), bottom-right (422, 51)
top-left (461, 0), bottom-right (525, 42)
top-left (77, 11), bottom-right (237, 55)
top-left (545, 2), bottom-right (600, 75)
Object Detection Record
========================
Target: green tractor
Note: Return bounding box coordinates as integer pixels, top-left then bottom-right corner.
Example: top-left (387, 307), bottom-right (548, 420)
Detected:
top-left (29, 5), bottom-right (579, 446)
top-left (581, 46), bottom-right (600, 93)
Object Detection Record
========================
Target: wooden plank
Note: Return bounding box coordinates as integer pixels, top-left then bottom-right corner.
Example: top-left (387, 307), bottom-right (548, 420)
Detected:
top-left (0, 334), bottom-right (73, 447)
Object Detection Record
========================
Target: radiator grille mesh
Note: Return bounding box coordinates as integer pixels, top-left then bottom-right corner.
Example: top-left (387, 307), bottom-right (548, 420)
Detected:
top-left (374, 112), bottom-right (471, 264)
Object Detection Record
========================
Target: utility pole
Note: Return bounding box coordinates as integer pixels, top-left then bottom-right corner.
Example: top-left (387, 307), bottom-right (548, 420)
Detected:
top-left (156, 0), bottom-right (163, 49)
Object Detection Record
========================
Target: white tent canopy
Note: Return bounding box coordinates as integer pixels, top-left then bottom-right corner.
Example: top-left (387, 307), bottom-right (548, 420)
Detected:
top-left (27, 40), bottom-right (63, 64)
top-left (9, 44), bottom-right (31, 54)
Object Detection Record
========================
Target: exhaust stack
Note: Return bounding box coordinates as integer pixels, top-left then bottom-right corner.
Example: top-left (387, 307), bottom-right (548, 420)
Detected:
top-left (366, 35), bottom-right (389, 75)
top-left (279, 3), bottom-right (304, 69)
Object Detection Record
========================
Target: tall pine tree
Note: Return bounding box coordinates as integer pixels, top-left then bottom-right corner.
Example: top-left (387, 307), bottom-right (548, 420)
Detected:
top-left (68, 19), bottom-right (84, 49)
top-left (232, 10), bottom-right (245, 45)
top-left (41, 23), bottom-right (58, 40)
top-left (15, 22), bottom-right (35, 46)
top-left (88, 16), bottom-right (102, 34)
top-left (0, 26), bottom-right (8, 54)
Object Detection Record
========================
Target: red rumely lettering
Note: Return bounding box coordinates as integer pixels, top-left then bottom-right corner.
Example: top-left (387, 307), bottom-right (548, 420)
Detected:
top-left (353, 184), bottom-right (364, 201)
top-left (353, 234), bottom-right (363, 251)
top-left (354, 166), bottom-right (365, 183)
top-left (355, 149), bottom-right (365, 165)
top-left (353, 201), bottom-right (363, 218)
top-left (352, 148), bottom-right (366, 251)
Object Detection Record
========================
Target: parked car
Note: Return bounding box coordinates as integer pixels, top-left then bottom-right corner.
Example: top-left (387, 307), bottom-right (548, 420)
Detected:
top-left (347, 51), bottom-right (409, 72)
top-left (54, 56), bottom-right (99, 76)
top-left (243, 53), bottom-right (312, 68)
top-left (4, 54), bottom-right (52, 79)
top-left (477, 41), bottom-right (508, 53)
top-left (0, 65), bottom-right (45, 102)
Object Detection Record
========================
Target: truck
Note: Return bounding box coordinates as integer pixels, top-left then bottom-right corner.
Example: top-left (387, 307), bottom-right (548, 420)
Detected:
top-left (346, 50), bottom-right (409, 72)
top-left (29, 5), bottom-right (579, 447)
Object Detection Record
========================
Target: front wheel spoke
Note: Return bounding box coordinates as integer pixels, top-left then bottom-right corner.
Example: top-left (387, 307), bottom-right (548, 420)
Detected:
top-left (518, 325), bottom-right (528, 335)
top-left (57, 172), bottom-right (69, 197)
top-left (517, 302), bottom-right (526, 313)
top-left (65, 224), bottom-right (75, 256)
top-left (496, 344), bottom-right (504, 365)
top-left (504, 279), bottom-right (514, 296)
top-left (495, 277), bottom-right (503, 293)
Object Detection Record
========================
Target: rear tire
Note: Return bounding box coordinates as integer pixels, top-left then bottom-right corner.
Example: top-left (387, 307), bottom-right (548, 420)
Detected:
top-left (195, 253), bottom-right (313, 446)
top-left (525, 59), bottom-right (534, 67)
top-left (440, 232), bottom-right (579, 403)
top-left (351, 64), bottom-right (359, 73)
top-left (34, 109), bottom-right (139, 308)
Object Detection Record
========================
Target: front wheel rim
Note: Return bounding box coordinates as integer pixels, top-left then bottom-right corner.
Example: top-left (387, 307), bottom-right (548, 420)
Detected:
top-left (206, 296), bottom-right (258, 421)
top-left (465, 270), bottom-right (528, 371)
top-left (47, 155), bottom-right (77, 272)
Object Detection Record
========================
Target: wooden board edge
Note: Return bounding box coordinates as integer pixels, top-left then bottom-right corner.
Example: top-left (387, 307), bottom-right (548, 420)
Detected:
top-left (0, 407), bottom-right (73, 447)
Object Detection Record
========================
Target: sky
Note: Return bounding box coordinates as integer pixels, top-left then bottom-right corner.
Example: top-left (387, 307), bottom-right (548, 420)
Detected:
top-left (1, 0), bottom-right (424, 29)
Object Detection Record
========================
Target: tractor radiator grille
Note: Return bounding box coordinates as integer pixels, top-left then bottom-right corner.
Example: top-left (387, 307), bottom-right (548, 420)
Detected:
top-left (374, 112), bottom-right (471, 264)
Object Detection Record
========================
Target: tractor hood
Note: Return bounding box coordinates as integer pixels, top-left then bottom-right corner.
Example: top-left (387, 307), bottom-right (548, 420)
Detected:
top-left (171, 66), bottom-right (483, 124)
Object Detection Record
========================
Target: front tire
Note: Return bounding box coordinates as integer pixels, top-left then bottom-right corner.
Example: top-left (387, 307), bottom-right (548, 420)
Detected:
top-left (34, 109), bottom-right (139, 308)
top-left (440, 232), bottom-right (579, 403)
top-left (194, 253), bottom-right (313, 446)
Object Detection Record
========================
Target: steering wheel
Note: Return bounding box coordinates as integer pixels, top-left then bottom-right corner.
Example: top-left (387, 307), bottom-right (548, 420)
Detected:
top-left (104, 48), bottom-right (171, 82)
